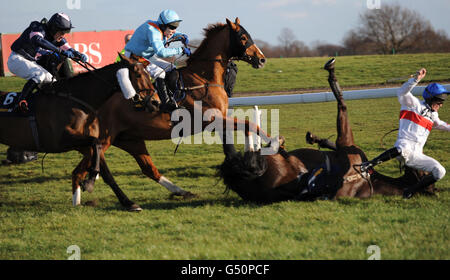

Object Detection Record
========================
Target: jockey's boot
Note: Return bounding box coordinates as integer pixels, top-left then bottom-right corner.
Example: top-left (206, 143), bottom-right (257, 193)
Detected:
top-left (165, 69), bottom-right (179, 94)
top-left (155, 78), bottom-right (178, 113)
top-left (17, 79), bottom-right (39, 113)
top-left (403, 174), bottom-right (437, 199)
top-left (360, 147), bottom-right (400, 173)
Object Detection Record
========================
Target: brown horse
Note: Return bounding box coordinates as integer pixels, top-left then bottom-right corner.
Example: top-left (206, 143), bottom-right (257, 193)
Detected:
top-left (218, 58), bottom-right (435, 203)
top-left (0, 56), bottom-right (159, 206)
top-left (73, 18), bottom-right (280, 210)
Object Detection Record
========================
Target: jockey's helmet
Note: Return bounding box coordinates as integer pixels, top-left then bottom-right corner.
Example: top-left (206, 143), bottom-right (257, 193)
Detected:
top-left (157, 10), bottom-right (182, 30)
top-left (47, 13), bottom-right (73, 35)
top-left (423, 83), bottom-right (448, 105)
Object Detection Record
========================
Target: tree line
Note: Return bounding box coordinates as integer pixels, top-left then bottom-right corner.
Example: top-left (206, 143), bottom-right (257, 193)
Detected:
top-left (256, 4), bottom-right (450, 58)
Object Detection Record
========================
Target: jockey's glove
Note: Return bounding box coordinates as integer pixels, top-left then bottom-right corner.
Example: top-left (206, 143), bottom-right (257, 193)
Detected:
top-left (181, 34), bottom-right (189, 46)
top-left (183, 47), bottom-right (191, 56)
top-left (70, 49), bottom-right (88, 63)
top-left (61, 50), bottom-right (75, 59)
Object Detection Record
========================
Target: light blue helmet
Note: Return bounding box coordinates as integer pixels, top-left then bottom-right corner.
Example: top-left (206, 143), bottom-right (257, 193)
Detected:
top-left (157, 10), bottom-right (182, 28)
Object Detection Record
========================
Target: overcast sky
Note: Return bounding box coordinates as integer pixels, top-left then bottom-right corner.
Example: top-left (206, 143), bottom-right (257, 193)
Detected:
top-left (1, 0), bottom-right (449, 46)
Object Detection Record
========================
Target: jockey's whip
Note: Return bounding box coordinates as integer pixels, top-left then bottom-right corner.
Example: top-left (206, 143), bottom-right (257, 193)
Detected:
top-left (380, 128), bottom-right (398, 149)
top-left (386, 75), bottom-right (413, 83)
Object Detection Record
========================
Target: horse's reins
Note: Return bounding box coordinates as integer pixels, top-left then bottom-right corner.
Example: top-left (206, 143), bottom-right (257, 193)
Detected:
top-left (165, 26), bottom-right (254, 154)
top-left (380, 128), bottom-right (399, 149)
top-left (352, 164), bottom-right (374, 197)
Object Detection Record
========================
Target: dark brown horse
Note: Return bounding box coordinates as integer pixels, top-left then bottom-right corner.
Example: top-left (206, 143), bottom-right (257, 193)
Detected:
top-left (218, 58), bottom-right (435, 203)
top-left (73, 18), bottom-right (280, 210)
top-left (0, 56), bottom-right (159, 207)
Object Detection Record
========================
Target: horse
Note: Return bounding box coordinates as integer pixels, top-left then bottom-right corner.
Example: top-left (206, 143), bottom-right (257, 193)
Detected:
top-left (218, 58), bottom-right (435, 203)
top-left (0, 55), bottom-right (159, 207)
top-left (71, 18), bottom-right (281, 210)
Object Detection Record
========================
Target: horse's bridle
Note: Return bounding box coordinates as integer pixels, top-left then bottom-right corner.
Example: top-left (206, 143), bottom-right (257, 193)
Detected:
top-left (229, 24), bottom-right (255, 60)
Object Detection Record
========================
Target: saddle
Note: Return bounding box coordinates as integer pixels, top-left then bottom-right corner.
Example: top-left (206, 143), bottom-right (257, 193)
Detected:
top-left (296, 154), bottom-right (343, 201)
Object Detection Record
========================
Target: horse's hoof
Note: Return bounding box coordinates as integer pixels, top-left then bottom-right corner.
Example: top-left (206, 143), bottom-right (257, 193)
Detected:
top-left (127, 204), bottom-right (142, 212)
top-left (324, 58), bottom-right (336, 71)
top-left (182, 192), bottom-right (197, 199)
top-left (278, 135), bottom-right (286, 148)
top-left (81, 179), bottom-right (95, 193)
top-left (169, 192), bottom-right (197, 200)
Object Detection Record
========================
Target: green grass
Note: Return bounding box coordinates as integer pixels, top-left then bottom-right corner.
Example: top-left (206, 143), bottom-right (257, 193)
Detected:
top-left (0, 54), bottom-right (449, 260)
top-left (234, 53), bottom-right (450, 93)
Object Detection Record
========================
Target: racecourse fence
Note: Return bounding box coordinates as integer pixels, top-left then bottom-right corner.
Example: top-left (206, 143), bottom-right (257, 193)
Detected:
top-left (229, 84), bottom-right (450, 107)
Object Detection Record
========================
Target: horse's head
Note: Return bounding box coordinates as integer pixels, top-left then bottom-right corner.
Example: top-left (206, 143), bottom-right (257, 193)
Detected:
top-left (226, 18), bottom-right (266, 69)
top-left (117, 54), bottom-right (161, 112)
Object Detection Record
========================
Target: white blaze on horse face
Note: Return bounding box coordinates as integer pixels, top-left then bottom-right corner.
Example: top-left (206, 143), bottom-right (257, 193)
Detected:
top-left (255, 45), bottom-right (264, 58)
top-left (116, 68), bottom-right (137, 99)
top-left (72, 186), bottom-right (81, 206)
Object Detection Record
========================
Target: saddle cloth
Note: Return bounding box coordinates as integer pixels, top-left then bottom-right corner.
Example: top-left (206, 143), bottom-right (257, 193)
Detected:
top-left (0, 92), bottom-right (20, 113)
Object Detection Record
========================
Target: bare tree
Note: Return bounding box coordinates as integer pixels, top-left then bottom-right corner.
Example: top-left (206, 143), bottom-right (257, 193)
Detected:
top-left (358, 4), bottom-right (432, 54)
top-left (277, 28), bottom-right (297, 57)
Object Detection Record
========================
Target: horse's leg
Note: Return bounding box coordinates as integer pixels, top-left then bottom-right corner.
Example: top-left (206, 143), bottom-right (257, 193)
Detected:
top-left (113, 138), bottom-right (196, 198)
top-left (324, 59), bottom-right (354, 147)
top-left (305, 131), bottom-right (337, 151)
top-left (61, 126), bottom-right (102, 205)
top-left (98, 153), bottom-right (142, 211)
top-left (222, 116), bottom-right (282, 154)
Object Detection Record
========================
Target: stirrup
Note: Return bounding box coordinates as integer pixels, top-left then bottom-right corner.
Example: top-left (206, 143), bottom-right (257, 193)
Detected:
top-left (18, 100), bottom-right (29, 113)
top-left (360, 161), bottom-right (373, 173)
top-left (159, 101), bottom-right (179, 113)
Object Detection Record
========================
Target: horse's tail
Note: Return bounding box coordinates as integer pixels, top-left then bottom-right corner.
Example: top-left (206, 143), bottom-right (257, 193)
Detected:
top-left (218, 150), bottom-right (268, 200)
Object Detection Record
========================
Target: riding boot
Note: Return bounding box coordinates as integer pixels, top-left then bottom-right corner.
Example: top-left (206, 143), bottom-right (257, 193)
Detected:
top-left (360, 147), bottom-right (401, 172)
top-left (165, 69), bottom-right (179, 94)
top-left (17, 79), bottom-right (39, 112)
top-left (403, 174), bottom-right (437, 199)
top-left (155, 78), bottom-right (178, 113)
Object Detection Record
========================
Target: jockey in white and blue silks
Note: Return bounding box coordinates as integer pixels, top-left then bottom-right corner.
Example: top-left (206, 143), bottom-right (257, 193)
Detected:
top-left (7, 13), bottom-right (87, 112)
top-left (123, 9), bottom-right (190, 112)
top-left (361, 68), bottom-right (449, 199)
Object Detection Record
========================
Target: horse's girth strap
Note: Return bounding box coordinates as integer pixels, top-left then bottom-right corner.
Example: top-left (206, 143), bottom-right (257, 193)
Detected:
top-left (182, 83), bottom-right (224, 91)
top-left (28, 115), bottom-right (41, 152)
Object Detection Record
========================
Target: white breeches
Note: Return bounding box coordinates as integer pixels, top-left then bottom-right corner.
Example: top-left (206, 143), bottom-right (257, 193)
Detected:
top-left (147, 56), bottom-right (176, 79)
top-left (396, 140), bottom-right (446, 180)
top-left (7, 52), bottom-right (53, 84)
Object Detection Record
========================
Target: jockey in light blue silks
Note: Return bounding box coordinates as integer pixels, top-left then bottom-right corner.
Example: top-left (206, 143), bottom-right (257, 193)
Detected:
top-left (124, 9), bottom-right (190, 112)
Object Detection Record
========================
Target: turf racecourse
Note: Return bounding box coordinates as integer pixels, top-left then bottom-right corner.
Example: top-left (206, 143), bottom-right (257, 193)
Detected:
top-left (0, 54), bottom-right (449, 260)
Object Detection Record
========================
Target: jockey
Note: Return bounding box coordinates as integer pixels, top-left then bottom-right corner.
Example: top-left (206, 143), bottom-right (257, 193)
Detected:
top-left (7, 12), bottom-right (87, 112)
top-left (124, 9), bottom-right (190, 112)
top-left (361, 68), bottom-right (449, 198)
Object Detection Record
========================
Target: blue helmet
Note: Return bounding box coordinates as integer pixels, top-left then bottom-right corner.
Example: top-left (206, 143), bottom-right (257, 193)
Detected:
top-left (423, 83), bottom-right (449, 103)
top-left (157, 10), bottom-right (182, 28)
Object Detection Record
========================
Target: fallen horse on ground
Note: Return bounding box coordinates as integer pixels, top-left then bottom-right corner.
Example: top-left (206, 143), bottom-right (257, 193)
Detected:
top-left (218, 58), bottom-right (436, 203)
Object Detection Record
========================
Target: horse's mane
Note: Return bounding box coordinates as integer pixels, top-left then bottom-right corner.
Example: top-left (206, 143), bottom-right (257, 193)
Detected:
top-left (218, 150), bottom-right (268, 200)
top-left (187, 23), bottom-right (227, 63)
